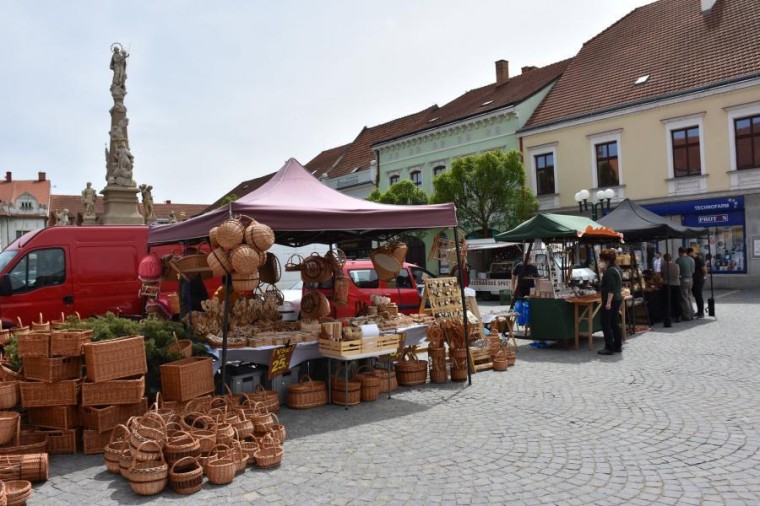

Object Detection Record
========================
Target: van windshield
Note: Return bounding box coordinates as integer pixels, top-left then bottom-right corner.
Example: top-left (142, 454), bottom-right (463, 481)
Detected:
top-left (0, 250), bottom-right (17, 272)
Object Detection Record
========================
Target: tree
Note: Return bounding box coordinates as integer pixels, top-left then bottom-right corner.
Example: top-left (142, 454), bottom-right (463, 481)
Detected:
top-left (366, 179), bottom-right (428, 205)
top-left (430, 150), bottom-right (538, 237)
top-left (220, 193), bottom-right (238, 206)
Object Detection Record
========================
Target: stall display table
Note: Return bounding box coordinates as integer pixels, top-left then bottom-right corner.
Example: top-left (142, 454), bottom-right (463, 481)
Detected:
top-left (566, 296), bottom-right (602, 350)
top-left (527, 298), bottom-right (597, 344)
top-left (205, 342), bottom-right (321, 374)
top-left (324, 348), bottom-right (396, 410)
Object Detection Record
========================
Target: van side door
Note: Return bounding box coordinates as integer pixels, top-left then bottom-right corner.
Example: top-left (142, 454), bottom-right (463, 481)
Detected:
top-left (4, 247), bottom-right (73, 324)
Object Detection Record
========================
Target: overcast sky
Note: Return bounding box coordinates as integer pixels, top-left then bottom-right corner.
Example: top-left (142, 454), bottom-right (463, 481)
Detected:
top-left (1, 0), bottom-right (653, 205)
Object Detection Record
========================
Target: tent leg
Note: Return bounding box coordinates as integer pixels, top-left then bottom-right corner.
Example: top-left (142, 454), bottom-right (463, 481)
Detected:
top-left (453, 228), bottom-right (472, 386)
top-left (219, 275), bottom-right (232, 394)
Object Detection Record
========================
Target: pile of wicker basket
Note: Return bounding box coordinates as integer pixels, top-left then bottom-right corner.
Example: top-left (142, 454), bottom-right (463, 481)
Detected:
top-left (105, 387), bottom-right (286, 496)
top-left (207, 216), bottom-right (277, 293)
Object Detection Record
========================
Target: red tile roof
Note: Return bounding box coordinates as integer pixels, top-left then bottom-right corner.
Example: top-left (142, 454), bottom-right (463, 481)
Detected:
top-left (304, 144), bottom-right (350, 178)
top-left (525, 0), bottom-right (760, 130)
top-left (48, 194), bottom-right (209, 225)
top-left (0, 179), bottom-right (51, 215)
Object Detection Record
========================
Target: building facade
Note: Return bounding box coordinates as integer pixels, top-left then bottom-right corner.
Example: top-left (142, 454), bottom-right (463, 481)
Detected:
top-left (0, 172), bottom-right (51, 249)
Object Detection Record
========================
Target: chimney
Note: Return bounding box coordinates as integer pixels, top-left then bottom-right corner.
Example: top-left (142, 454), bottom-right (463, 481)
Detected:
top-left (38, 171), bottom-right (46, 182)
top-left (164, 200), bottom-right (171, 205)
top-left (521, 66), bottom-right (538, 74)
top-left (701, 0), bottom-right (717, 12)
top-left (495, 60), bottom-right (509, 84)
top-left (5, 172), bottom-right (11, 183)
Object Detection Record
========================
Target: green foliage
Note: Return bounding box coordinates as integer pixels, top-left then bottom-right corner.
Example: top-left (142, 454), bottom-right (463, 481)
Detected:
top-left (366, 179), bottom-right (428, 205)
top-left (430, 150), bottom-right (538, 237)
top-left (220, 193), bottom-right (238, 206)
top-left (6, 313), bottom-right (208, 397)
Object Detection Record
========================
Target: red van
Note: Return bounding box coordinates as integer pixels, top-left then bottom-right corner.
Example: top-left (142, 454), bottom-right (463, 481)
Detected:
top-left (0, 226), bottom-right (217, 328)
top-left (303, 259), bottom-right (436, 319)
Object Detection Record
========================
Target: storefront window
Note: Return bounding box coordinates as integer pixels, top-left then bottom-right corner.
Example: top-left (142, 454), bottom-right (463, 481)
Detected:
top-left (690, 225), bottom-right (746, 273)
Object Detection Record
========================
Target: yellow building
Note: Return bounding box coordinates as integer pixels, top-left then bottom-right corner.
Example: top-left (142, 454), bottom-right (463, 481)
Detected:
top-left (519, 0), bottom-right (760, 288)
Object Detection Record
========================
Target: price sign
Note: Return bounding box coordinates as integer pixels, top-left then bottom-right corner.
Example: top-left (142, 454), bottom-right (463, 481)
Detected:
top-left (268, 342), bottom-right (296, 380)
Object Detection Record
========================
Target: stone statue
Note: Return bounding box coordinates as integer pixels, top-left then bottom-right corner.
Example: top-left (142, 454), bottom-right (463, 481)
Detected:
top-left (109, 118), bottom-right (128, 145)
top-left (54, 209), bottom-right (70, 226)
top-left (81, 182), bottom-right (96, 217)
top-left (110, 44), bottom-right (128, 90)
top-left (139, 184), bottom-right (156, 223)
top-left (110, 144), bottom-right (135, 187)
top-left (168, 210), bottom-right (177, 223)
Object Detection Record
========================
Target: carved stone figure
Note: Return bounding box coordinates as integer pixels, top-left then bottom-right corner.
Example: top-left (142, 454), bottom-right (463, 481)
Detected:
top-left (168, 210), bottom-right (177, 223)
top-left (139, 184), bottom-right (156, 223)
top-left (110, 144), bottom-right (135, 187)
top-left (54, 209), bottom-right (70, 226)
top-left (81, 182), bottom-right (96, 217)
top-left (110, 45), bottom-right (128, 90)
top-left (109, 118), bottom-right (128, 145)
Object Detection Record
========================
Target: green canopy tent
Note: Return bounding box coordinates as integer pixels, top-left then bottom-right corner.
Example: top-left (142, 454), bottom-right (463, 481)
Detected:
top-left (495, 213), bottom-right (624, 243)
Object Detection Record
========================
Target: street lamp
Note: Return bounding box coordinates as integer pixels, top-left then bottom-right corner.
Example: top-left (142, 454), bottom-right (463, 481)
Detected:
top-left (574, 188), bottom-right (615, 220)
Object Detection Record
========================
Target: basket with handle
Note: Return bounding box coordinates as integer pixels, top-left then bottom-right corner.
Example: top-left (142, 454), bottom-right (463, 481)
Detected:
top-left (125, 440), bottom-right (168, 496)
top-left (207, 247), bottom-right (233, 277)
top-left (168, 456), bottom-right (203, 495)
top-left (285, 375), bottom-right (327, 409)
top-left (259, 252), bottom-right (282, 284)
top-left (49, 328), bottom-right (93, 357)
top-left (373, 364), bottom-right (398, 393)
top-left (331, 367), bottom-right (361, 407)
top-left (284, 253), bottom-right (304, 272)
top-left (243, 384), bottom-right (279, 413)
top-left (395, 350), bottom-right (428, 386)
top-left (150, 391), bottom-right (178, 424)
top-left (267, 413), bottom-right (286, 445)
top-left (248, 402), bottom-right (274, 436)
top-left (300, 253), bottom-right (332, 283)
top-left (165, 430), bottom-right (201, 465)
top-left (354, 365), bottom-right (381, 402)
top-left (103, 424), bottom-right (131, 474)
top-left (205, 445), bottom-right (236, 485)
top-left (252, 434), bottom-right (282, 469)
top-left (30, 313), bottom-right (50, 332)
top-left (492, 348), bottom-right (508, 371)
top-left (299, 291), bottom-right (331, 320)
top-left (167, 334), bottom-right (192, 359)
top-left (244, 221), bottom-right (275, 252)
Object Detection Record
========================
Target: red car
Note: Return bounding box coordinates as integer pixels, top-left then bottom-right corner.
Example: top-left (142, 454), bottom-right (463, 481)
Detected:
top-left (303, 259), bottom-right (436, 319)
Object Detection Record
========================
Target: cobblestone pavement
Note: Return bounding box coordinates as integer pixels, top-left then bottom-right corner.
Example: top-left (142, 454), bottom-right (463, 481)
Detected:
top-left (33, 290), bottom-right (760, 505)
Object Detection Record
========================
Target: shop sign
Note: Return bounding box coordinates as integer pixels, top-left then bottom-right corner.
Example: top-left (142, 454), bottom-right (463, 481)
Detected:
top-left (697, 214), bottom-right (729, 225)
top-left (682, 210), bottom-right (744, 227)
top-left (268, 343), bottom-right (296, 380)
top-left (644, 196), bottom-right (744, 216)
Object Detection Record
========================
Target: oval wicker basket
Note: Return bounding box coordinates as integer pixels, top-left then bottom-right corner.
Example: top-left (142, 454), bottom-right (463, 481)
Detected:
top-left (300, 254), bottom-right (333, 284)
top-left (209, 227), bottom-right (220, 249)
top-left (206, 457), bottom-right (236, 485)
top-left (230, 244), bottom-right (263, 275)
top-left (370, 246), bottom-right (402, 281)
top-left (4, 480), bottom-right (31, 506)
top-left (395, 350), bottom-right (428, 386)
top-left (231, 271), bottom-right (260, 293)
top-left (243, 385), bottom-right (280, 414)
top-left (216, 218), bottom-right (246, 250)
top-left (169, 456), bottom-right (203, 495)
top-left (259, 253), bottom-right (282, 284)
top-left (125, 441), bottom-right (169, 496)
top-left (207, 248), bottom-right (233, 277)
top-left (244, 222), bottom-right (275, 252)
top-left (300, 291), bottom-right (331, 320)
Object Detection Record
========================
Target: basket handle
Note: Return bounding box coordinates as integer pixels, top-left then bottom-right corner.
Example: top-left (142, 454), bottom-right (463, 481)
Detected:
top-left (109, 424), bottom-right (132, 444)
top-left (139, 411), bottom-right (167, 429)
top-left (170, 456), bottom-right (200, 474)
top-left (15, 317), bottom-right (22, 329)
top-left (132, 439), bottom-right (165, 465)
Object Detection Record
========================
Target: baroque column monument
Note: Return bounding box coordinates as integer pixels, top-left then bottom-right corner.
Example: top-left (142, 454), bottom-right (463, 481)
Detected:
top-left (100, 43), bottom-right (144, 225)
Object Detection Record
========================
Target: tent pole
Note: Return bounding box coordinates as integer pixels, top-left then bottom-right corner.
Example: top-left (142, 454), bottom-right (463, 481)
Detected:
top-left (664, 237), bottom-right (672, 328)
top-left (453, 228), bottom-right (472, 386)
top-left (219, 275), bottom-right (232, 394)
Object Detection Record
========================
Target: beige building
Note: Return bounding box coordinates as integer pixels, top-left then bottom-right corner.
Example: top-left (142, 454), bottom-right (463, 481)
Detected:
top-left (519, 0), bottom-right (760, 288)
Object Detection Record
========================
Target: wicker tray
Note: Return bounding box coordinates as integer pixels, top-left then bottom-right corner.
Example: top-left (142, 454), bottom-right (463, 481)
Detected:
top-left (21, 356), bottom-right (82, 382)
top-left (160, 357), bottom-right (214, 402)
top-left (19, 380), bottom-right (80, 407)
top-left (81, 376), bottom-right (145, 407)
top-left (83, 335), bottom-right (147, 383)
top-left (27, 406), bottom-right (80, 430)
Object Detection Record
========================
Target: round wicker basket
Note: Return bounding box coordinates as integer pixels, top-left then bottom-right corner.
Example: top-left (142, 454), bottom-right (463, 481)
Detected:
top-left (209, 227), bottom-right (220, 249)
top-left (245, 222), bottom-right (275, 252)
top-left (230, 244), bottom-right (263, 275)
top-left (207, 248), bottom-right (233, 277)
top-left (216, 218), bottom-right (245, 250)
top-left (300, 291), bottom-right (331, 320)
top-left (232, 271), bottom-right (260, 293)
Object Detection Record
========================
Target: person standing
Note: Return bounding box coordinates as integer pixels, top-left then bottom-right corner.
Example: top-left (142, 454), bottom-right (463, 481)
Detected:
top-left (661, 253), bottom-right (681, 322)
top-left (597, 249), bottom-right (623, 355)
top-left (689, 247), bottom-right (707, 318)
top-left (675, 247), bottom-right (695, 321)
top-left (510, 255), bottom-right (539, 306)
top-left (652, 252), bottom-right (662, 273)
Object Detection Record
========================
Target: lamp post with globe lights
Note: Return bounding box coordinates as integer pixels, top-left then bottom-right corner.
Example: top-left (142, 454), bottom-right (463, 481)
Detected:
top-left (574, 188), bottom-right (615, 220)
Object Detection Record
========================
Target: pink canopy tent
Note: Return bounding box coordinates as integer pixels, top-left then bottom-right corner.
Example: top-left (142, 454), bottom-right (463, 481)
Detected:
top-left (148, 158), bottom-right (458, 246)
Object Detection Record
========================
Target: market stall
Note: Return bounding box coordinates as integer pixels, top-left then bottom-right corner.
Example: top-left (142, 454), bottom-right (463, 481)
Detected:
top-left (464, 239), bottom-right (520, 298)
top-left (147, 158), bottom-right (472, 391)
top-left (495, 213), bottom-right (624, 346)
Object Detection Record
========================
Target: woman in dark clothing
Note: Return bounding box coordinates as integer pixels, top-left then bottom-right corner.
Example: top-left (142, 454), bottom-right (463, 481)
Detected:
top-left (598, 249), bottom-right (623, 356)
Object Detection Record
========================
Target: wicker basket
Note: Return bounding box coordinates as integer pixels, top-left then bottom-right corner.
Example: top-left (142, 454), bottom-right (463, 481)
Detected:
top-left (81, 375), bottom-right (145, 407)
top-left (42, 429), bottom-right (77, 455)
top-left (284, 253), bottom-right (304, 272)
top-left (300, 291), bottom-right (331, 320)
top-left (429, 347), bottom-right (448, 384)
top-left (4, 480), bottom-right (31, 506)
top-left (21, 356), bottom-right (81, 382)
top-left (353, 365), bottom-right (381, 402)
top-left (103, 424), bottom-right (131, 472)
top-left (331, 374), bottom-right (361, 407)
top-left (167, 334), bottom-right (193, 359)
top-left (165, 431), bottom-right (201, 465)
top-left (333, 276), bottom-right (350, 307)
top-left (0, 381), bottom-right (18, 410)
top-left (19, 380), bottom-right (79, 407)
top-left (81, 397), bottom-right (147, 433)
top-left (50, 329), bottom-right (93, 357)
top-left (206, 456), bottom-right (236, 485)
top-left (267, 413), bottom-right (286, 445)
top-left (370, 245), bottom-right (402, 281)
top-left (207, 247), bottom-right (233, 277)
top-left (209, 227), bottom-right (220, 249)
top-left (231, 271), bottom-right (260, 294)
top-left (300, 254), bottom-right (332, 284)
top-left (243, 385), bottom-right (280, 414)
top-left (259, 253), bottom-right (282, 284)
top-left (0, 329), bottom-right (12, 346)
top-left (0, 412), bottom-right (19, 446)
top-left (83, 335), bottom-right (147, 383)
top-left (244, 222), bottom-right (275, 252)
top-left (125, 441), bottom-right (168, 496)
top-left (450, 348), bottom-right (468, 382)
top-left (217, 218), bottom-right (246, 250)
top-left (15, 332), bottom-right (49, 358)
top-left (169, 456), bottom-right (203, 495)
top-left (0, 428), bottom-right (48, 456)
top-left (286, 376), bottom-right (327, 410)
top-left (30, 313), bottom-right (50, 332)
top-left (27, 406), bottom-right (79, 430)
top-left (374, 365), bottom-right (398, 393)
top-left (492, 348), bottom-right (508, 371)
top-left (395, 350), bottom-right (427, 386)
top-left (252, 435), bottom-right (282, 469)
top-left (230, 244), bottom-right (263, 275)
top-left (174, 253), bottom-right (211, 279)
top-left (160, 357), bottom-right (215, 402)
top-left (0, 453), bottom-right (48, 482)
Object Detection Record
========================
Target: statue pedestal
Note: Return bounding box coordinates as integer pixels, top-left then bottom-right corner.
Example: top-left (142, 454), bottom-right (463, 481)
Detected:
top-left (82, 215), bottom-right (98, 225)
top-left (100, 185), bottom-right (144, 225)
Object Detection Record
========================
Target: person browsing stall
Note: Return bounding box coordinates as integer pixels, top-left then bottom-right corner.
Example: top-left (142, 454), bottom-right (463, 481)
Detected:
top-left (661, 253), bottom-right (681, 322)
top-left (511, 255), bottom-right (539, 301)
top-left (675, 247), bottom-right (695, 321)
top-left (597, 249), bottom-right (623, 356)
top-left (688, 247), bottom-right (707, 319)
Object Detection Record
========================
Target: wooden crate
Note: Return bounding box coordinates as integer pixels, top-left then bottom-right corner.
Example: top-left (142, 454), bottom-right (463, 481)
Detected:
top-left (468, 347), bottom-right (493, 373)
top-left (27, 406), bottom-right (80, 430)
top-left (318, 339), bottom-right (362, 357)
top-left (361, 334), bottom-right (401, 354)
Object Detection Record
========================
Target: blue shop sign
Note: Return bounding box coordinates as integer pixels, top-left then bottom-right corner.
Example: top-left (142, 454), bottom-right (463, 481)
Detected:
top-left (644, 196), bottom-right (744, 216)
top-left (682, 210), bottom-right (744, 227)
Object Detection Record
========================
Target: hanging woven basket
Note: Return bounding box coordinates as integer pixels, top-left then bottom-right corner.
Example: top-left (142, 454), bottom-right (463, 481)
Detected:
top-left (230, 244), bottom-right (263, 275)
top-left (231, 271), bottom-right (260, 294)
top-left (244, 222), bottom-right (275, 252)
top-left (259, 253), bottom-right (282, 284)
top-left (216, 218), bottom-right (246, 250)
top-left (370, 246), bottom-right (402, 281)
top-left (207, 248), bottom-right (233, 277)
top-left (300, 291), bottom-right (331, 320)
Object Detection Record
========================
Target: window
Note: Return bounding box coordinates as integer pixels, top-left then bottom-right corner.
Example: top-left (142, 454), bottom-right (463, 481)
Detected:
top-left (595, 141), bottom-right (619, 187)
top-left (348, 269), bottom-right (379, 289)
top-left (8, 248), bottom-right (65, 292)
top-left (671, 126), bottom-right (702, 177)
top-left (735, 114), bottom-right (760, 170)
top-left (389, 175), bottom-right (399, 185)
top-left (410, 170), bottom-right (422, 186)
top-left (20, 202), bottom-right (32, 210)
top-left (534, 153), bottom-right (555, 195)
top-left (433, 165), bottom-right (446, 177)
